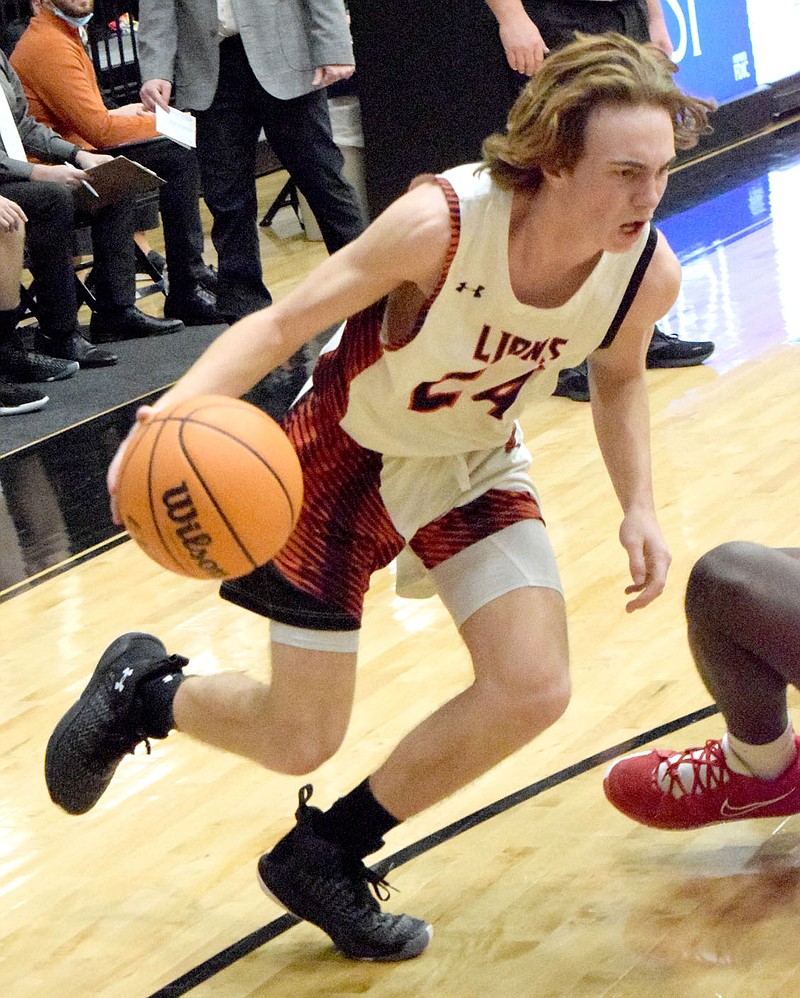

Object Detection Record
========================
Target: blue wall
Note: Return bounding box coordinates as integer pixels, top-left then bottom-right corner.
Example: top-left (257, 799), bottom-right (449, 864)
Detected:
top-left (663, 0), bottom-right (756, 103)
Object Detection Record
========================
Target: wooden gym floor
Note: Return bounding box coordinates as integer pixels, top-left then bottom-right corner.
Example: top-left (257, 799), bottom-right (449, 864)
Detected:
top-left (1, 122), bottom-right (800, 996)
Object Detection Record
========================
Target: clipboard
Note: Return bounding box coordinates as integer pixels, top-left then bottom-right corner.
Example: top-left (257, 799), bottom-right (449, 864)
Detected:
top-left (73, 155), bottom-right (166, 215)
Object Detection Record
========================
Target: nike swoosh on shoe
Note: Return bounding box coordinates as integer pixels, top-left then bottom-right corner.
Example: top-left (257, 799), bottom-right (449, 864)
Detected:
top-left (720, 789), bottom-right (796, 817)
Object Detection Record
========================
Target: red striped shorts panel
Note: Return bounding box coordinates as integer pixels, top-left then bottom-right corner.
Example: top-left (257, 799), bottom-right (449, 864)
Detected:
top-left (272, 392), bottom-right (406, 623)
top-left (408, 488), bottom-right (544, 571)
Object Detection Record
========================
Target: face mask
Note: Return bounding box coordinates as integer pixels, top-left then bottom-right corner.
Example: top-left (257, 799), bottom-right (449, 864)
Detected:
top-left (51, 6), bottom-right (94, 27)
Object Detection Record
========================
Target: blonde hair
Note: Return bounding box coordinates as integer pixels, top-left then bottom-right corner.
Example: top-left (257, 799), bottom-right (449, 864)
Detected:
top-left (483, 32), bottom-right (715, 192)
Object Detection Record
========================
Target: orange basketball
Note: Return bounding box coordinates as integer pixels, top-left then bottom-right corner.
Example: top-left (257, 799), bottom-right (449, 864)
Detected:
top-left (115, 395), bottom-right (304, 580)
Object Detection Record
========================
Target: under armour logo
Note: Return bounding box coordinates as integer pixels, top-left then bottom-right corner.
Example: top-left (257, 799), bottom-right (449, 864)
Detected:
top-left (114, 666), bottom-right (134, 693)
top-left (456, 282), bottom-right (485, 298)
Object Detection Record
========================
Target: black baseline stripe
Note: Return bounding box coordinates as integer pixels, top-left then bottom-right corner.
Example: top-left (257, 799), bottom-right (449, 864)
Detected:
top-left (380, 702), bottom-right (720, 872)
top-left (147, 702), bottom-right (718, 998)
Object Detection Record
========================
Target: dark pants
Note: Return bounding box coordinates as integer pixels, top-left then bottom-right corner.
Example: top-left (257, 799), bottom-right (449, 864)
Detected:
top-left (102, 137), bottom-right (205, 294)
top-left (193, 34), bottom-right (367, 321)
top-left (519, 0), bottom-right (650, 51)
top-left (348, 0), bottom-right (651, 217)
top-left (0, 179), bottom-right (136, 334)
top-left (504, 1), bottom-right (650, 100)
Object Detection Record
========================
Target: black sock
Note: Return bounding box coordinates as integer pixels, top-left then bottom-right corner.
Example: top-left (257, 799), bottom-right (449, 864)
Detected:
top-left (316, 778), bottom-right (400, 858)
top-left (0, 308), bottom-right (19, 342)
top-left (138, 671), bottom-right (187, 739)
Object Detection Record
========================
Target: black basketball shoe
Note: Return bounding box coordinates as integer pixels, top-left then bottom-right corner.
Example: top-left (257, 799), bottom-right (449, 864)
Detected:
top-left (45, 632), bottom-right (188, 815)
top-left (258, 785), bottom-right (432, 961)
top-left (645, 326), bottom-right (715, 368)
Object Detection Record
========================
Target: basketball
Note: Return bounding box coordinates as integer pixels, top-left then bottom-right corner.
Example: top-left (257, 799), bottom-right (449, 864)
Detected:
top-left (115, 395), bottom-right (304, 580)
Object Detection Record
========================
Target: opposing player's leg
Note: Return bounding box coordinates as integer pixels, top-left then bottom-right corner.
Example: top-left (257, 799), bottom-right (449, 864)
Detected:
top-left (686, 542), bottom-right (800, 741)
top-left (604, 542), bottom-right (800, 830)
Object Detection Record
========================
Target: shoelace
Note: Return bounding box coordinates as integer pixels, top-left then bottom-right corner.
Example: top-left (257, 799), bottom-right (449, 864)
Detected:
top-left (97, 690), bottom-right (152, 766)
top-left (294, 784), bottom-right (396, 903)
top-left (103, 723), bottom-right (151, 762)
top-left (129, 693), bottom-right (154, 757)
top-left (364, 865), bottom-right (394, 903)
top-left (656, 739), bottom-right (731, 799)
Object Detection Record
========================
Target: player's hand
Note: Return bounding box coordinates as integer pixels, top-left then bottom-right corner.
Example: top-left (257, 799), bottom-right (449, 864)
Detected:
top-left (619, 508), bottom-right (671, 612)
top-left (497, 12), bottom-right (548, 75)
top-left (140, 78), bottom-right (172, 112)
top-left (312, 64), bottom-right (355, 87)
top-left (107, 405), bottom-right (155, 525)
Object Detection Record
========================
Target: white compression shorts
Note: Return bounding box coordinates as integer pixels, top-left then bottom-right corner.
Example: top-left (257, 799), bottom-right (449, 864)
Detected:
top-left (270, 519), bottom-right (563, 653)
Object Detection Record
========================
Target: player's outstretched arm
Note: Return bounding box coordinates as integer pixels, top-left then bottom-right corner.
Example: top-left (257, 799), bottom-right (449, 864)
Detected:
top-left (105, 178), bottom-right (453, 519)
top-left (587, 232), bottom-right (680, 611)
top-left (157, 178), bottom-right (451, 407)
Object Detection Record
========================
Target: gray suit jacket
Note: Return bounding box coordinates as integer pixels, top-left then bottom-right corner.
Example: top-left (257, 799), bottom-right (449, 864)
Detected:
top-left (137, 0), bottom-right (355, 108)
top-left (0, 53), bottom-right (80, 181)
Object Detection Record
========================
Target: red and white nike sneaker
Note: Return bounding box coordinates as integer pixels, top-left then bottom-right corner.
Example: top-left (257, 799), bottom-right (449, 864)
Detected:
top-left (603, 737), bottom-right (800, 830)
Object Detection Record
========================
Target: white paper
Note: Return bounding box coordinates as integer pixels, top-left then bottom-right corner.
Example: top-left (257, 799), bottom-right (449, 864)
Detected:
top-left (0, 88), bottom-right (27, 161)
top-left (155, 105), bottom-right (196, 149)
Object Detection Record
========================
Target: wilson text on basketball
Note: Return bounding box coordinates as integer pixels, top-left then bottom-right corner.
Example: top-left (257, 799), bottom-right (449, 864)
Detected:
top-left (161, 482), bottom-right (226, 578)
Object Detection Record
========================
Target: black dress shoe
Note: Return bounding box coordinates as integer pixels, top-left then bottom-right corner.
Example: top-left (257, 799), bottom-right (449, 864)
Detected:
top-left (646, 326), bottom-right (715, 368)
top-left (552, 361), bottom-right (590, 402)
top-left (35, 330), bottom-right (118, 368)
top-left (164, 286), bottom-right (227, 326)
top-left (90, 307), bottom-right (184, 344)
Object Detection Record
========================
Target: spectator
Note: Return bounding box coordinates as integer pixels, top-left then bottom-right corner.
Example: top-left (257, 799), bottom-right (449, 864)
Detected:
top-left (487, 0), bottom-right (673, 74)
top-left (10, 0), bottom-right (224, 328)
top-left (0, 50), bottom-right (183, 367)
top-left (137, 0), bottom-right (367, 323)
top-left (0, 192), bottom-right (72, 413)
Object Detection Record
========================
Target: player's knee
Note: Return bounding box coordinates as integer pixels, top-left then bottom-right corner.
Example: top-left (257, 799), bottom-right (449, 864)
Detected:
top-left (686, 540), bottom-right (763, 623)
top-left (524, 673), bottom-right (571, 732)
top-left (492, 666), bottom-right (571, 741)
top-left (266, 727), bottom-right (346, 775)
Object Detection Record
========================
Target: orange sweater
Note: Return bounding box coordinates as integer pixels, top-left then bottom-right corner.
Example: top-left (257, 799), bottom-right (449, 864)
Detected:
top-left (10, 9), bottom-right (158, 150)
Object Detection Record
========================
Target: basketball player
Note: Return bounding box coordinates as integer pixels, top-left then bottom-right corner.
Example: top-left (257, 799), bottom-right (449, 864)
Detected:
top-left (45, 35), bottom-right (714, 961)
top-left (605, 541), bottom-right (800, 829)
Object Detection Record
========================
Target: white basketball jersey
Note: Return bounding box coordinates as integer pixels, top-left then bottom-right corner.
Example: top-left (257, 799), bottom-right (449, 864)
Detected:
top-left (335, 163), bottom-right (653, 458)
